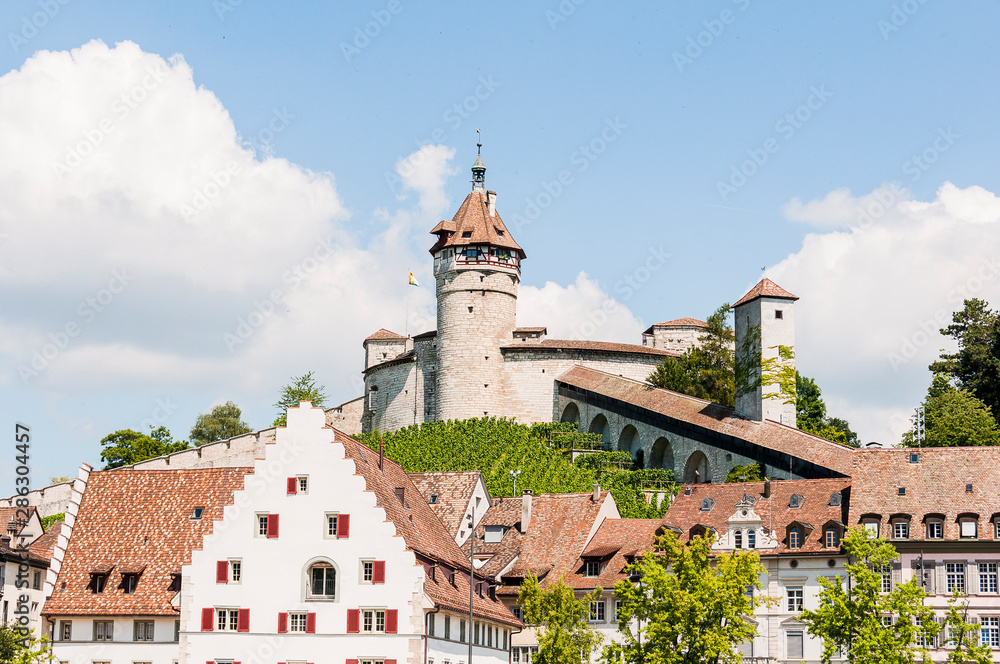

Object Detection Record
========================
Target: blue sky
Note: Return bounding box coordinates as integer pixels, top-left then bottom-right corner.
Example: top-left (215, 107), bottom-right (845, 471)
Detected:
top-left (2, 1), bottom-right (1000, 484)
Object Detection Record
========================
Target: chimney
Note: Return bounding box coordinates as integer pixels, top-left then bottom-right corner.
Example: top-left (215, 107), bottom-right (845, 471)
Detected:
top-left (521, 490), bottom-right (533, 534)
top-left (486, 190), bottom-right (496, 217)
top-left (592, 483), bottom-right (601, 502)
top-left (0, 534), bottom-right (9, 547)
top-left (763, 480), bottom-right (771, 499)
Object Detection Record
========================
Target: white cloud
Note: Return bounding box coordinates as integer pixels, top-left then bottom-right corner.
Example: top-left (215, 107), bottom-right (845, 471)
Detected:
top-left (518, 272), bottom-right (646, 343)
top-left (770, 182), bottom-right (1000, 446)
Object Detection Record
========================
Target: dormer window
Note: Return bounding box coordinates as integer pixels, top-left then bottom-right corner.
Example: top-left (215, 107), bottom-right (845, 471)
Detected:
top-left (700, 498), bottom-right (715, 512)
top-left (788, 527), bottom-right (802, 549)
top-left (829, 492), bottom-right (842, 507)
top-left (122, 574), bottom-right (139, 594)
top-left (429, 493), bottom-right (438, 505)
top-left (191, 507), bottom-right (204, 520)
top-left (789, 494), bottom-right (803, 509)
top-left (909, 453), bottom-right (920, 463)
top-left (485, 526), bottom-right (505, 544)
top-left (824, 528), bottom-right (839, 548)
top-left (585, 561), bottom-right (601, 577)
top-left (926, 519), bottom-right (943, 539)
top-left (960, 519), bottom-right (978, 538)
top-left (892, 521), bottom-right (909, 540)
top-left (462, 231), bottom-right (472, 238)
top-left (89, 573), bottom-right (108, 594)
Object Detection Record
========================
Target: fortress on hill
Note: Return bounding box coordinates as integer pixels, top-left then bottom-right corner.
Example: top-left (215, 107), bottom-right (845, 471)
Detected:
top-left (347, 146), bottom-right (838, 484)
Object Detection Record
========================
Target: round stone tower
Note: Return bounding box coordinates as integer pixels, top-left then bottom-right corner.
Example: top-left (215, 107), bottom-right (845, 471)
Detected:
top-left (429, 144), bottom-right (526, 421)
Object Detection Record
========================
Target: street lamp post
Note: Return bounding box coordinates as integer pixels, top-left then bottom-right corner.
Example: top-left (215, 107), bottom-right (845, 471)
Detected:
top-left (467, 505), bottom-right (475, 664)
top-left (509, 469), bottom-right (521, 497)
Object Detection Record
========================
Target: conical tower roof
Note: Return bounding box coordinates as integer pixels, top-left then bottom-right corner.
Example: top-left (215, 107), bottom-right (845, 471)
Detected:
top-left (429, 190), bottom-right (525, 258)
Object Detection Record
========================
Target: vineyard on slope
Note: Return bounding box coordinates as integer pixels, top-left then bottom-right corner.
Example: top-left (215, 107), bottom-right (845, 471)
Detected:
top-left (358, 417), bottom-right (673, 519)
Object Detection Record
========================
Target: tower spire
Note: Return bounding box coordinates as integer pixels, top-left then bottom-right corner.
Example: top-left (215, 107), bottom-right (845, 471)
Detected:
top-left (471, 129), bottom-right (486, 192)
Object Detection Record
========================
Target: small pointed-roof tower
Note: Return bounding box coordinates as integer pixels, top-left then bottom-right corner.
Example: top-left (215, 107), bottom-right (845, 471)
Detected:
top-left (471, 130), bottom-right (486, 192)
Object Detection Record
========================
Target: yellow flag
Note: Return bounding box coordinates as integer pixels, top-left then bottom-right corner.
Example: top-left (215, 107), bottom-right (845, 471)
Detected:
top-left (409, 272), bottom-right (419, 287)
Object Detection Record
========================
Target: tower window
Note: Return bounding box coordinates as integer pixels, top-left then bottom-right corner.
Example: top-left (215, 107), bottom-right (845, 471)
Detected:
top-left (775, 310), bottom-right (783, 319)
top-left (468, 307), bottom-right (473, 313)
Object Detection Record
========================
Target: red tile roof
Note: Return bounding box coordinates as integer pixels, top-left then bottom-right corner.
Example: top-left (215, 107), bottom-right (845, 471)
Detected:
top-left (43, 468), bottom-right (251, 616)
top-left (429, 190), bottom-right (525, 258)
top-left (0, 506), bottom-right (36, 536)
top-left (557, 366), bottom-right (855, 477)
top-left (734, 278), bottom-right (799, 307)
top-left (849, 447), bottom-right (1000, 541)
top-left (408, 471), bottom-right (484, 538)
top-left (645, 317), bottom-right (709, 332)
top-left (29, 521), bottom-right (62, 561)
top-left (663, 478), bottom-right (852, 555)
top-left (563, 518), bottom-right (662, 590)
top-left (364, 328), bottom-right (408, 342)
top-left (502, 339), bottom-right (677, 357)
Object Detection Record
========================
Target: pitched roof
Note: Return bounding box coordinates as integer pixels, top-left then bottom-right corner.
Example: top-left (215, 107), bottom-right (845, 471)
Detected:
top-left (408, 471), bottom-right (484, 537)
top-left (464, 497), bottom-right (525, 578)
top-left (28, 521), bottom-right (62, 561)
top-left (43, 468), bottom-right (251, 616)
top-left (514, 327), bottom-right (548, 334)
top-left (364, 328), bottom-right (408, 342)
top-left (734, 278), bottom-right (799, 307)
top-left (502, 339), bottom-right (677, 357)
top-left (563, 518), bottom-right (662, 590)
top-left (429, 190), bottom-right (525, 258)
top-left (663, 478), bottom-right (852, 555)
top-left (644, 317), bottom-right (709, 334)
top-left (848, 447), bottom-right (1000, 541)
top-left (0, 505), bottom-right (36, 536)
top-left (337, 431), bottom-right (519, 626)
top-left (469, 491), bottom-right (613, 596)
top-left (557, 366), bottom-right (855, 477)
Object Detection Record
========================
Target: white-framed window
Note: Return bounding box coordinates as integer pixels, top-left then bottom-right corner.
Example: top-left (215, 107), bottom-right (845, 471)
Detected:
top-left (786, 631), bottom-right (804, 659)
top-left (927, 521), bottom-right (943, 539)
top-left (615, 600), bottom-right (622, 621)
top-left (485, 525), bottom-right (505, 543)
top-left (979, 563), bottom-right (998, 594)
top-left (308, 562), bottom-right (336, 599)
top-left (585, 561), bottom-right (601, 577)
top-left (362, 608), bottom-right (386, 633)
top-left (734, 530), bottom-right (743, 549)
top-left (981, 616), bottom-right (1000, 648)
top-left (93, 621), bottom-right (113, 641)
top-left (589, 600), bottom-right (605, 622)
top-left (256, 513), bottom-right (269, 537)
top-left (133, 620), bottom-right (154, 642)
top-left (325, 513), bottom-right (340, 538)
top-left (361, 560), bottom-right (374, 583)
top-left (961, 520), bottom-right (978, 538)
top-left (289, 612), bottom-right (308, 633)
top-left (191, 507), bottom-right (204, 520)
top-left (59, 621), bottom-right (71, 641)
top-left (217, 608), bottom-right (239, 632)
top-left (786, 587), bottom-right (803, 612)
top-left (947, 563), bottom-right (966, 593)
top-left (297, 476), bottom-right (308, 494)
top-left (863, 521), bottom-right (879, 537)
top-left (893, 521), bottom-right (909, 539)
top-left (747, 529), bottom-right (756, 549)
top-left (444, 614), bottom-right (451, 640)
top-left (876, 565), bottom-right (892, 593)
top-left (994, 521), bottom-right (1000, 539)
top-left (229, 559), bottom-right (241, 583)
top-left (360, 660), bottom-right (385, 664)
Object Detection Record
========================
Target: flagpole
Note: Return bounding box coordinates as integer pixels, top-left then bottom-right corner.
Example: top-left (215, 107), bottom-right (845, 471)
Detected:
top-left (405, 279), bottom-right (410, 337)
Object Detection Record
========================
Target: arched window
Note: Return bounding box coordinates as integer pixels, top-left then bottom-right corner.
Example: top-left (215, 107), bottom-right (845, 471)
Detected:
top-left (308, 562), bottom-right (336, 599)
top-left (747, 530), bottom-right (756, 549)
top-left (734, 530), bottom-right (743, 549)
top-left (789, 527), bottom-right (802, 549)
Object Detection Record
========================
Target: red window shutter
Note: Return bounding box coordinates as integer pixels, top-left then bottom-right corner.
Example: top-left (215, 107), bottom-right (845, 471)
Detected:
top-left (287, 477), bottom-right (297, 494)
top-left (386, 660), bottom-right (397, 664)
top-left (216, 560), bottom-right (228, 583)
top-left (347, 609), bottom-right (360, 633)
top-left (277, 612), bottom-right (288, 633)
top-left (306, 612), bottom-right (316, 634)
top-left (201, 607), bottom-right (214, 631)
top-left (373, 560), bottom-right (385, 584)
top-left (386, 608), bottom-right (398, 634)
top-left (238, 608), bottom-right (250, 632)
top-left (337, 513), bottom-right (350, 538)
top-left (347, 660), bottom-right (359, 664)
top-left (267, 513), bottom-right (279, 538)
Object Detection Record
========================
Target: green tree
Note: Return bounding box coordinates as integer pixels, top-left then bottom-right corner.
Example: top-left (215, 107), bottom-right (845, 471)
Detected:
top-left (519, 576), bottom-right (604, 664)
top-left (0, 624), bottom-right (51, 663)
top-left (189, 401), bottom-right (252, 446)
top-left (99, 426), bottom-right (189, 469)
top-left (796, 372), bottom-right (859, 447)
top-left (800, 527), bottom-right (937, 664)
top-left (902, 373), bottom-right (1000, 447)
top-left (930, 298), bottom-right (1000, 424)
top-left (273, 371), bottom-right (328, 426)
top-left (940, 591), bottom-right (993, 664)
top-left (725, 461), bottom-right (766, 482)
top-left (604, 530), bottom-right (767, 664)
top-left (649, 304), bottom-right (735, 406)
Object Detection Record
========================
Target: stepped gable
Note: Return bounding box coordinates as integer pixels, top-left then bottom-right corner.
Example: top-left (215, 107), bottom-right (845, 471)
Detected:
top-left (408, 470), bottom-right (483, 536)
top-left (563, 518), bottom-right (662, 590)
top-left (336, 431), bottom-right (519, 626)
top-left (483, 491), bottom-right (613, 596)
top-left (429, 190), bottom-right (525, 258)
top-left (364, 328), bottom-right (407, 342)
top-left (501, 338), bottom-right (677, 357)
top-left (662, 478), bottom-right (851, 555)
top-left (42, 467), bottom-right (251, 616)
top-left (849, 447), bottom-right (1000, 541)
top-left (557, 366), bottom-right (855, 477)
top-left (734, 278), bottom-right (799, 307)
top-left (643, 317), bottom-right (708, 334)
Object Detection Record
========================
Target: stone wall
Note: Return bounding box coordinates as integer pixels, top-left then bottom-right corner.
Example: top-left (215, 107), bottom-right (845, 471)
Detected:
top-left (642, 325), bottom-right (705, 353)
top-left (326, 396), bottom-right (365, 435)
top-left (436, 266), bottom-right (518, 421)
top-left (364, 337), bottom-right (409, 369)
top-left (364, 357), bottom-right (420, 432)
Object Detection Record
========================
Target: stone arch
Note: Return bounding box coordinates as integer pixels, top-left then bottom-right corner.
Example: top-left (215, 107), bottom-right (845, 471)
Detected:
top-left (650, 437), bottom-right (675, 472)
top-left (560, 402), bottom-right (580, 425)
top-left (618, 425), bottom-right (639, 453)
top-left (682, 450), bottom-right (710, 484)
top-left (588, 414), bottom-right (610, 445)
